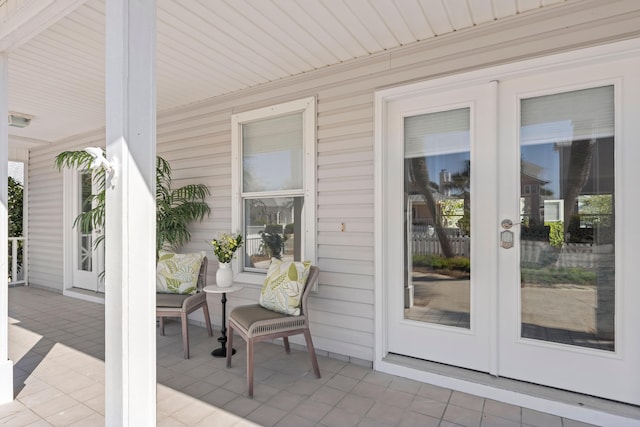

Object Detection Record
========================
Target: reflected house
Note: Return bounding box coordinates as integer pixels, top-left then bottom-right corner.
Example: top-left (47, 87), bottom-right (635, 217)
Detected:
top-left (520, 160), bottom-right (550, 227)
top-left (246, 198), bottom-right (295, 231)
top-left (406, 168), bottom-right (466, 232)
top-left (520, 160), bottom-right (558, 244)
top-left (407, 188), bottom-right (446, 228)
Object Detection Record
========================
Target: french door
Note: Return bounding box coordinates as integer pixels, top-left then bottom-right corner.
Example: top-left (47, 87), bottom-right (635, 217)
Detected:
top-left (383, 51), bottom-right (640, 404)
top-left (70, 170), bottom-right (102, 292)
top-left (496, 59), bottom-right (640, 403)
top-left (385, 83), bottom-right (496, 373)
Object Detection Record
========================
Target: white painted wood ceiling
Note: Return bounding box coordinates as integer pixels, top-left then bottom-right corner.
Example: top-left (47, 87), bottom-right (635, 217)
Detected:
top-left (6, 0), bottom-right (567, 143)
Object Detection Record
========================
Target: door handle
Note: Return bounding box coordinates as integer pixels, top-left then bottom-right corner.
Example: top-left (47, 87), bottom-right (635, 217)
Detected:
top-left (501, 218), bottom-right (520, 229)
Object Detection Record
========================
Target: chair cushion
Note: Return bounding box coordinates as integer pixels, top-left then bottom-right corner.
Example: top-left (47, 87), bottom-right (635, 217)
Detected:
top-left (156, 251), bottom-right (205, 295)
top-left (259, 259), bottom-right (311, 315)
top-left (156, 293), bottom-right (191, 308)
top-left (230, 304), bottom-right (289, 331)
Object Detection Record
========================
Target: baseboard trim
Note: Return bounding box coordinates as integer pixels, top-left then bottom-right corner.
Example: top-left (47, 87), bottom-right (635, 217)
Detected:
top-left (377, 354), bottom-right (640, 427)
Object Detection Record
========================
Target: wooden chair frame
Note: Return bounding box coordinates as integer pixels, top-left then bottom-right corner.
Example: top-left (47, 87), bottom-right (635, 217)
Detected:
top-left (156, 256), bottom-right (213, 359)
top-left (226, 266), bottom-right (320, 397)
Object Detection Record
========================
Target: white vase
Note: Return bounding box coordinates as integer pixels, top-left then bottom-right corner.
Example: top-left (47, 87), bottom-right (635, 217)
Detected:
top-left (216, 262), bottom-right (233, 288)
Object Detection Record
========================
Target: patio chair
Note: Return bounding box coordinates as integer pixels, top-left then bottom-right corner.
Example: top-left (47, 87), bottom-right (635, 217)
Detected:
top-left (156, 255), bottom-right (213, 359)
top-left (226, 265), bottom-right (321, 397)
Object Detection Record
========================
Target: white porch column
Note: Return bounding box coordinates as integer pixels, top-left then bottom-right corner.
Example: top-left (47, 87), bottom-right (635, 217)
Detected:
top-left (104, 1), bottom-right (156, 425)
top-left (0, 53), bottom-right (14, 404)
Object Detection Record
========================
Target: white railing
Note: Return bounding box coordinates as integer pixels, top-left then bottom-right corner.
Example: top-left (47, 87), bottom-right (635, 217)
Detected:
top-left (245, 235), bottom-right (262, 256)
top-left (8, 236), bottom-right (25, 286)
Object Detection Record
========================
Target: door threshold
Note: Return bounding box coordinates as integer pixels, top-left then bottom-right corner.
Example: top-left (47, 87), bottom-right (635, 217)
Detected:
top-left (63, 287), bottom-right (105, 305)
top-left (379, 353), bottom-right (640, 426)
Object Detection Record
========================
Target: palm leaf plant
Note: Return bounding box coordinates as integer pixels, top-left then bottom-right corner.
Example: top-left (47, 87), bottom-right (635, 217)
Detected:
top-left (155, 156), bottom-right (211, 251)
top-left (55, 150), bottom-right (211, 256)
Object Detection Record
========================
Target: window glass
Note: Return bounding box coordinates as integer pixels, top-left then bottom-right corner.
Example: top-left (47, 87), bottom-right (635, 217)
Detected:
top-left (243, 113), bottom-right (303, 192)
top-left (243, 197), bottom-right (304, 269)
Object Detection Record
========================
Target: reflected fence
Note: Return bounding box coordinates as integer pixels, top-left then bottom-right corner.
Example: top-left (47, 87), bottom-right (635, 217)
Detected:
top-left (410, 227), bottom-right (609, 269)
top-left (410, 226), bottom-right (470, 257)
top-left (521, 240), bottom-right (613, 269)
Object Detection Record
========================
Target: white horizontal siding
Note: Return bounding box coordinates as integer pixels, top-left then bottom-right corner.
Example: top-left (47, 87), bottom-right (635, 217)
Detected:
top-left (28, 145), bottom-right (64, 290)
top-left (183, 5), bottom-right (640, 362)
top-left (27, 130), bottom-right (104, 291)
top-left (25, 2), bottom-right (640, 363)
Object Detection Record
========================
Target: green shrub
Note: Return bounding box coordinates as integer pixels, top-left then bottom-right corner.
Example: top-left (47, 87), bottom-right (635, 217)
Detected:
top-left (546, 221), bottom-right (564, 248)
top-left (412, 254), bottom-right (470, 272)
top-left (521, 267), bottom-right (595, 286)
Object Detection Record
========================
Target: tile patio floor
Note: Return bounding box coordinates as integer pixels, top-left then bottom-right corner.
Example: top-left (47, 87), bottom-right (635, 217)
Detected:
top-left (1, 286), bottom-right (604, 426)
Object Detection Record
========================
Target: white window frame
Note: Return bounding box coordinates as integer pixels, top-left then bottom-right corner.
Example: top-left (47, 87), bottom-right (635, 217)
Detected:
top-left (231, 96), bottom-right (317, 285)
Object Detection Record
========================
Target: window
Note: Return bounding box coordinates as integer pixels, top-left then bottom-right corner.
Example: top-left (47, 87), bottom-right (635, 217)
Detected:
top-left (232, 97), bottom-right (317, 283)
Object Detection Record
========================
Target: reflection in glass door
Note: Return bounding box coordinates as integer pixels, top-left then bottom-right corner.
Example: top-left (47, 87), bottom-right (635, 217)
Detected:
top-left (519, 86), bottom-right (615, 351)
top-left (78, 171), bottom-right (93, 273)
top-left (71, 170), bottom-right (100, 292)
top-left (404, 109), bottom-right (471, 329)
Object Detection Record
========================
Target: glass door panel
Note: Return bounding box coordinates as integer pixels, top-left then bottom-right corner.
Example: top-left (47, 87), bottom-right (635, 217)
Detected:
top-left (404, 109), bottom-right (471, 329)
top-left (71, 170), bottom-right (100, 292)
top-left (519, 86), bottom-right (615, 351)
top-left (78, 171), bottom-right (93, 272)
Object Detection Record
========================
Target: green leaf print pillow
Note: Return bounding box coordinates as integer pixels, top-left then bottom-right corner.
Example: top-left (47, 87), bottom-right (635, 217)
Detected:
top-left (259, 259), bottom-right (312, 315)
top-left (156, 251), bottom-right (205, 295)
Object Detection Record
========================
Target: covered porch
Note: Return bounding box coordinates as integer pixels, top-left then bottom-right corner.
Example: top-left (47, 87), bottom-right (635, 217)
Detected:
top-left (2, 0), bottom-right (640, 425)
top-left (2, 285), bottom-right (605, 427)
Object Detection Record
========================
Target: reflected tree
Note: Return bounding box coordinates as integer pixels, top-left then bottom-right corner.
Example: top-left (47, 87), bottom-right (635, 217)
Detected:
top-left (408, 157), bottom-right (454, 258)
top-left (447, 160), bottom-right (470, 236)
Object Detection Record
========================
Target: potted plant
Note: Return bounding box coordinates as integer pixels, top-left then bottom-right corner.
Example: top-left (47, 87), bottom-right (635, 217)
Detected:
top-left (55, 150), bottom-right (211, 259)
top-left (210, 233), bottom-right (243, 287)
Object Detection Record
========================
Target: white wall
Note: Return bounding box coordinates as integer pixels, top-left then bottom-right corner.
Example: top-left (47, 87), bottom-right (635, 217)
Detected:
top-left (26, 0), bottom-right (640, 361)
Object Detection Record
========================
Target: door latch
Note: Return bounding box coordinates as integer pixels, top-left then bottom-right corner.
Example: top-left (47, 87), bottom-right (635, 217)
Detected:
top-left (500, 219), bottom-right (517, 249)
top-left (500, 230), bottom-right (514, 249)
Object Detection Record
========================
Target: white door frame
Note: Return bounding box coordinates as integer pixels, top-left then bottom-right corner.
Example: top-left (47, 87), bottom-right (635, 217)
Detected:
top-left (374, 37), bottom-right (640, 424)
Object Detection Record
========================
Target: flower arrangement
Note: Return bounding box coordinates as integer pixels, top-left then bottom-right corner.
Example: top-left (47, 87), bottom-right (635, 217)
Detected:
top-left (211, 232), bottom-right (243, 264)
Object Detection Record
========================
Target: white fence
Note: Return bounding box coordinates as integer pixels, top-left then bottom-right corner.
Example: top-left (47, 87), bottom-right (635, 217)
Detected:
top-left (245, 235), bottom-right (262, 256)
top-left (8, 237), bottom-right (25, 286)
top-left (521, 240), bottom-right (613, 269)
top-left (410, 226), bottom-right (470, 258)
